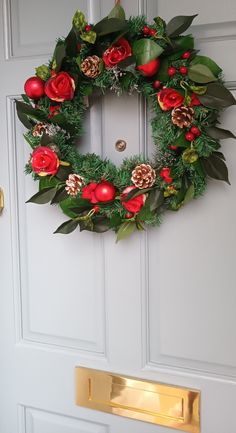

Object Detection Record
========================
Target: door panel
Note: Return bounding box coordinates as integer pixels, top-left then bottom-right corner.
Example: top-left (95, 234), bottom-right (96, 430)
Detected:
top-left (1, 1), bottom-right (236, 433)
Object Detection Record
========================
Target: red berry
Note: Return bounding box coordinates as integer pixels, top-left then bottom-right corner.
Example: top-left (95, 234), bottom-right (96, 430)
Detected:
top-left (190, 126), bottom-right (201, 137)
top-left (168, 66), bottom-right (176, 77)
top-left (179, 66), bottom-right (188, 75)
top-left (182, 51), bottom-right (191, 59)
top-left (153, 80), bottom-right (161, 89)
top-left (85, 24), bottom-right (92, 32)
top-left (169, 145), bottom-right (178, 151)
top-left (143, 25), bottom-right (150, 35)
top-left (24, 76), bottom-right (45, 99)
top-left (150, 28), bottom-right (157, 36)
top-left (185, 132), bottom-right (195, 142)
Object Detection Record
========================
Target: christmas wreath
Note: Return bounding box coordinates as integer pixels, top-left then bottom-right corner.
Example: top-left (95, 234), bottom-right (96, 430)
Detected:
top-left (16, 2), bottom-right (236, 241)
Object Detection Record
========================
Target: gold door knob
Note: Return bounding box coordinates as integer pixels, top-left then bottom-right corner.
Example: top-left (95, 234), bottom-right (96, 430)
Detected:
top-left (0, 188), bottom-right (4, 214)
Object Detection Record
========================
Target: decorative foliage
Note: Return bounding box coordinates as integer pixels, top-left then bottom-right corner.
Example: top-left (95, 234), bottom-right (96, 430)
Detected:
top-left (17, 4), bottom-right (236, 241)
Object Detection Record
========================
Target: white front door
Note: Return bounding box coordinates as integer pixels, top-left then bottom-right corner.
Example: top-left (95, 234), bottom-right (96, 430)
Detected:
top-left (1, 1), bottom-right (236, 433)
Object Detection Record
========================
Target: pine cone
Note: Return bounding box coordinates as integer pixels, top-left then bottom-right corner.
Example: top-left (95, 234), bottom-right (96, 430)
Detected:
top-left (131, 164), bottom-right (156, 189)
top-left (81, 55), bottom-right (102, 78)
top-left (32, 122), bottom-right (48, 137)
top-left (171, 106), bottom-right (194, 128)
top-left (65, 174), bottom-right (84, 197)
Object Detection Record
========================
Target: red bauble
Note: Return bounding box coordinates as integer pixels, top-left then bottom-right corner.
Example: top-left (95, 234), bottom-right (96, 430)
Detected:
top-left (94, 181), bottom-right (116, 202)
top-left (153, 80), bottom-right (161, 89)
top-left (179, 66), bottom-right (188, 75)
top-left (143, 25), bottom-right (150, 35)
top-left (137, 58), bottom-right (160, 77)
top-left (24, 76), bottom-right (45, 99)
top-left (182, 51), bottom-right (191, 59)
top-left (190, 126), bottom-right (201, 137)
top-left (167, 66), bottom-right (176, 77)
top-left (185, 132), bottom-right (195, 142)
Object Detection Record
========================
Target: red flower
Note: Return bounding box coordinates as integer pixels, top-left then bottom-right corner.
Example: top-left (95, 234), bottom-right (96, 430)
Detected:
top-left (103, 38), bottom-right (132, 68)
top-left (45, 72), bottom-right (75, 102)
top-left (160, 167), bottom-right (173, 184)
top-left (157, 88), bottom-right (184, 111)
top-left (121, 186), bottom-right (146, 213)
top-left (191, 93), bottom-right (201, 106)
top-left (82, 182), bottom-right (98, 204)
top-left (48, 105), bottom-right (61, 118)
top-left (31, 146), bottom-right (59, 176)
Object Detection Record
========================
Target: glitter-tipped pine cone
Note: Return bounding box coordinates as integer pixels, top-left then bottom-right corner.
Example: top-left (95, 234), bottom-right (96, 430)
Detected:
top-left (131, 164), bottom-right (156, 189)
top-left (80, 55), bottom-right (102, 78)
top-left (171, 106), bottom-right (194, 128)
top-left (65, 174), bottom-right (84, 196)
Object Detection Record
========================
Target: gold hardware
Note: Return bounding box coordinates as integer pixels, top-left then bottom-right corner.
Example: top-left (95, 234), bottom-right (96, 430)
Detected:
top-left (115, 139), bottom-right (127, 152)
top-left (75, 367), bottom-right (200, 433)
top-left (0, 188), bottom-right (4, 214)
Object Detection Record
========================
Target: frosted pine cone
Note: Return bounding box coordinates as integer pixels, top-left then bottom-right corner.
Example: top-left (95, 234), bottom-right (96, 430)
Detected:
top-left (171, 106), bottom-right (194, 128)
top-left (32, 122), bottom-right (48, 137)
top-left (81, 55), bottom-right (102, 78)
top-left (131, 164), bottom-right (156, 189)
top-left (65, 174), bottom-right (84, 197)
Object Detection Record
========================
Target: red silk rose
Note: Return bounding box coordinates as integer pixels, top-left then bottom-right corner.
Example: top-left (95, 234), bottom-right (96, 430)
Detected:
top-left (82, 182), bottom-right (98, 204)
top-left (121, 186), bottom-right (146, 213)
top-left (157, 88), bottom-right (184, 111)
top-left (160, 167), bottom-right (173, 183)
top-left (31, 146), bottom-right (59, 176)
top-left (103, 38), bottom-right (132, 68)
top-left (45, 72), bottom-right (75, 102)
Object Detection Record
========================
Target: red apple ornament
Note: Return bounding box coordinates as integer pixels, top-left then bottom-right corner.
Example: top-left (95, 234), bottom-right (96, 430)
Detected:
top-left (24, 76), bottom-right (45, 99)
top-left (137, 58), bottom-right (160, 77)
top-left (94, 181), bottom-right (116, 202)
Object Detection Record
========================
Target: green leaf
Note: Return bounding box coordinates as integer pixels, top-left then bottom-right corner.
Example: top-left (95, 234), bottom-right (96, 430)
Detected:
top-left (174, 131), bottom-right (189, 148)
top-left (124, 187), bottom-right (154, 202)
top-left (26, 187), bottom-right (57, 204)
top-left (149, 189), bottom-right (165, 211)
top-left (80, 31), bottom-right (97, 44)
top-left (60, 197), bottom-right (91, 218)
top-left (93, 18), bottom-right (128, 36)
top-left (166, 35), bottom-right (194, 60)
top-left (15, 100), bottom-right (45, 122)
top-left (199, 83), bottom-right (236, 108)
top-left (132, 39), bottom-right (164, 66)
top-left (108, 3), bottom-right (126, 20)
top-left (166, 15), bottom-right (198, 38)
top-left (116, 221), bottom-right (136, 242)
top-left (39, 177), bottom-right (60, 190)
top-left (183, 184), bottom-right (195, 204)
top-left (190, 55), bottom-right (222, 77)
top-left (188, 64), bottom-right (217, 83)
top-left (206, 126), bottom-right (236, 140)
top-left (54, 219), bottom-right (79, 234)
top-left (202, 153), bottom-right (230, 184)
top-left (92, 217), bottom-right (110, 233)
top-left (53, 42), bottom-right (66, 71)
top-left (21, 94), bottom-right (30, 104)
top-left (51, 187), bottom-right (68, 204)
top-left (65, 28), bottom-right (78, 57)
top-left (56, 164), bottom-right (71, 181)
top-left (17, 111), bottom-right (33, 129)
top-left (155, 57), bottom-right (169, 81)
top-left (118, 55), bottom-right (136, 69)
top-left (153, 16), bottom-right (166, 30)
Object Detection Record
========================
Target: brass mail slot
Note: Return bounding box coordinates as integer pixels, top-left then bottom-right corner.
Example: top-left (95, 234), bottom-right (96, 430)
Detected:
top-left (75, 367), bottom-right (200, 433)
